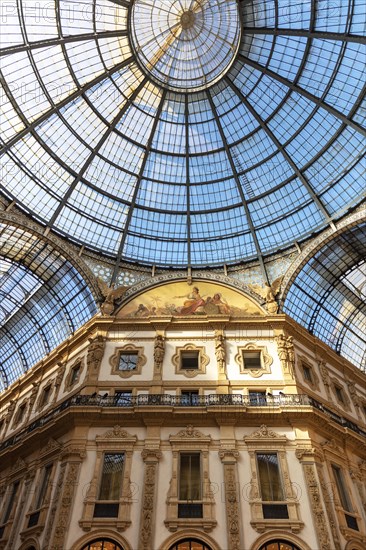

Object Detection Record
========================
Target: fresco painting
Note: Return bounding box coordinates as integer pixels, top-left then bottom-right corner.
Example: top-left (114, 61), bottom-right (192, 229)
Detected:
top-left (119, 282), bottom-right (263, 317)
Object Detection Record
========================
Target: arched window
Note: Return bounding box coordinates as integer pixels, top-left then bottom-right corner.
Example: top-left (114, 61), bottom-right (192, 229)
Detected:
top-left (81, 540), bottom-right (123, 550)
top-left (169, 539), bottom-right (212, 550)
top-left (258, 541), bottom-right (302, 550)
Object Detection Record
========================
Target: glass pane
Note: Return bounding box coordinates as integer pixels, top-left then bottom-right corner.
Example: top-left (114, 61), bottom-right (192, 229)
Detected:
top-left (99, 454), bottom-right (125, 501)
top-left (179, 453), bottom-right (201, 500)
top-left (257, 454), bottom-right (284, 501)
top-left (118, 353), bottom-right (138, 371)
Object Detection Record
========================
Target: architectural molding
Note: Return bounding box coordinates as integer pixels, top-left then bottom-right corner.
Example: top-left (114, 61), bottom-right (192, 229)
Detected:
top-left (139, 448), bottom-right (162, 550)
top-left (109, 343), bottom-right (147, 378)
top-left (219, 448), bottom-right (242, 550)
top-left (172, 343), bottom-right (210, 378)
top-left (234, 343), bottom-right (273, 377)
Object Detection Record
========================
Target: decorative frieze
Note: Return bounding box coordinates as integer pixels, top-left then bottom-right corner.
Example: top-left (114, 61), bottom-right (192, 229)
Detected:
top-left (219, 449), bottom-right (241, 550)
top-left (138, 449), bottom-right (162, 550)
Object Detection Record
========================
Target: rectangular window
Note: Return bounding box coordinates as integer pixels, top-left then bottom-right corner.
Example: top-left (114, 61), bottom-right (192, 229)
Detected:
top-left (1, 481), bottom-right (19, 524)
top-left (332, 465), bottom-right (352, 512)
top-left (118, 352), bottom-right (138, 371)
top-left (70, 365), bottom-right (80, 385)
top-left (40, 386), bottom-right (51, 407)
top-left (98, 453), bottom-right (125, 501)
top-left (179, 453), bottom-right (201, 501)
top-left (335, 386), bottom-right (345, 403)
top-left (243, 350), bottom-right (262, 369)
top-left (181, 351), bottom-right (199, 370)
top-left (94, 453), bottom-right (125, 518)
top-left (17, 404), bottom-right (26, 423)
top-left (257, 453), bottom-right (284, 501)
top-left (178, 453), bottom-right (202, 518)
top-left (35, 464), bottom-right (52, 509)
top-left (303, 365), bottom-right (313, 382)
top-left (27, 464), bottom-right (52, 527)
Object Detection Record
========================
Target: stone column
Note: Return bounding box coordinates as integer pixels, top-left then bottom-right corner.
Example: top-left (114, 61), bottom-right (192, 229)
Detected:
top-left (138, 449), bottom-right (162, 550)
top-left (219, 449), bottom-right (241, 550)
top-left (49, 447), bottom-right (86, 550)
top-left (296, 447), bottom-right (340, 550)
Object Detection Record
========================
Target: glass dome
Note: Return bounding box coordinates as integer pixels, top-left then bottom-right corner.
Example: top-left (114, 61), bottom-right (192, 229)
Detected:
top-left (0, 0), bottom-right (365, 268)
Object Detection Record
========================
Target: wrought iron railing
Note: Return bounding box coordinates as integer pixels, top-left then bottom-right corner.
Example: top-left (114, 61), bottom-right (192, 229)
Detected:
top-left (1, 393), bottom-right (365, 453)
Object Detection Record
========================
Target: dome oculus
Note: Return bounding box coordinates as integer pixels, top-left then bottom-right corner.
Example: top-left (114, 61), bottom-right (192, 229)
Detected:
top-left (129, 0), bottom-right (241, 92)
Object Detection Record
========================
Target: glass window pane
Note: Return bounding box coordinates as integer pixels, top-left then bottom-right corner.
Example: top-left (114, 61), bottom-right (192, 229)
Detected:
top-left (99, 454), bottom-right (125, 501)
top-left (257, 454), bottom-right (284, 501)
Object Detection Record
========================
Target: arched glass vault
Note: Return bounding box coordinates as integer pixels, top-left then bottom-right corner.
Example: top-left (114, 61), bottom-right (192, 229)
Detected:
top-left (0, 1), bottom-right (365, 386)
top-left (0, 0), bottom-right (365, 271)
top-left (0, 225), bottom-right (97, 391)
top-left (283, 223), bottom-right (366, 371)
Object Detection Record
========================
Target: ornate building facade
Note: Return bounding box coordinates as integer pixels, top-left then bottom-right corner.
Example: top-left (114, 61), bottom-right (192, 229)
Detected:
top-left (0, 278), bottom-right (365, 550)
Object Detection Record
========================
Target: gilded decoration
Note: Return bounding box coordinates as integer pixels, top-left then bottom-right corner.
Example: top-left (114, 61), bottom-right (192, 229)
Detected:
top-left (118, 281), bottom-right (264, 318)
top-left (97, 277), bottom-right (129, 315)
top-left (172, 343), bottom-right (209, 378)
top-left (248, 276), bottom-right (283, 314)
top-left (235, 343), bottom-right (273, 377)
top-left (109, 344), bottom-right (147, 378)
top-left (302, 463), bottom-right (332, 550)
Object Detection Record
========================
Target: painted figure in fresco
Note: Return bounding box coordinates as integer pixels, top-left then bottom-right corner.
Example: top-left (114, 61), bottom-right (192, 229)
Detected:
top-left (212, 293), bottom-right (230, 314)
top-left (174, 287), bottom-right (206, 314)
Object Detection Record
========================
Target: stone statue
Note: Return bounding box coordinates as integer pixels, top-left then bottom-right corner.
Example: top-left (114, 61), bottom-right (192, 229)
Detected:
top-left (215, 330), bottom-right (226, 375)
top-left (248, 276), bottom-right (283, 314)
top-left (153, 334), bottom-right (165, 372)
top-left (97, 277), bottom-right (128, 315)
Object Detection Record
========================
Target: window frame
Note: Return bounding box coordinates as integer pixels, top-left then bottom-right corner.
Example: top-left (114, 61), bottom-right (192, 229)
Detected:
top-left (244, 426), bottom-right (303, 532)
top-left (165, 426), bottom-right (216, 532)
top-left (109, 345), bottom-right (146, 379)
top-left (172, 344), bottom-right (210, 378)
top-left (235, 343), bottom-right (272, 377)
top-left (80, 426), bottom-right (137, 532)
top-left (94, 452), bottom-right (126, 519)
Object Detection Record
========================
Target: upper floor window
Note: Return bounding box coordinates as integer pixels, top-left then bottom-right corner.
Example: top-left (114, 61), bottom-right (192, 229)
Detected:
top-left (257, 453), bottom-right (284, 501)
top-left (70, 364), bottom-right (81, 385)
top-left (1, 481), bottom-right (20, 525)
top-left (331, 465), bottom-right (352, 512)
top-left (27, 463), bottom-right (53, 528)
top-left (181, 351), bottom-right (199, 370)
top-left (243, 350), bottom-right (262, 369)
top-left (115, 391), bottom-right (133, 406)
top-left (94, 453), bottom-right (125, 518)
top-left (256, 453), bottom-right (288, 519)
top-left (118, 352), bottom-right (138, 371)
top-left (302, 364), bottom-right (313, 382)
top-left (179, 452), bottom-right (202, 518)
top-left (335, 385), bottom-right (345, 403)
top-left (40, 385), bottom-right (51, 408)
